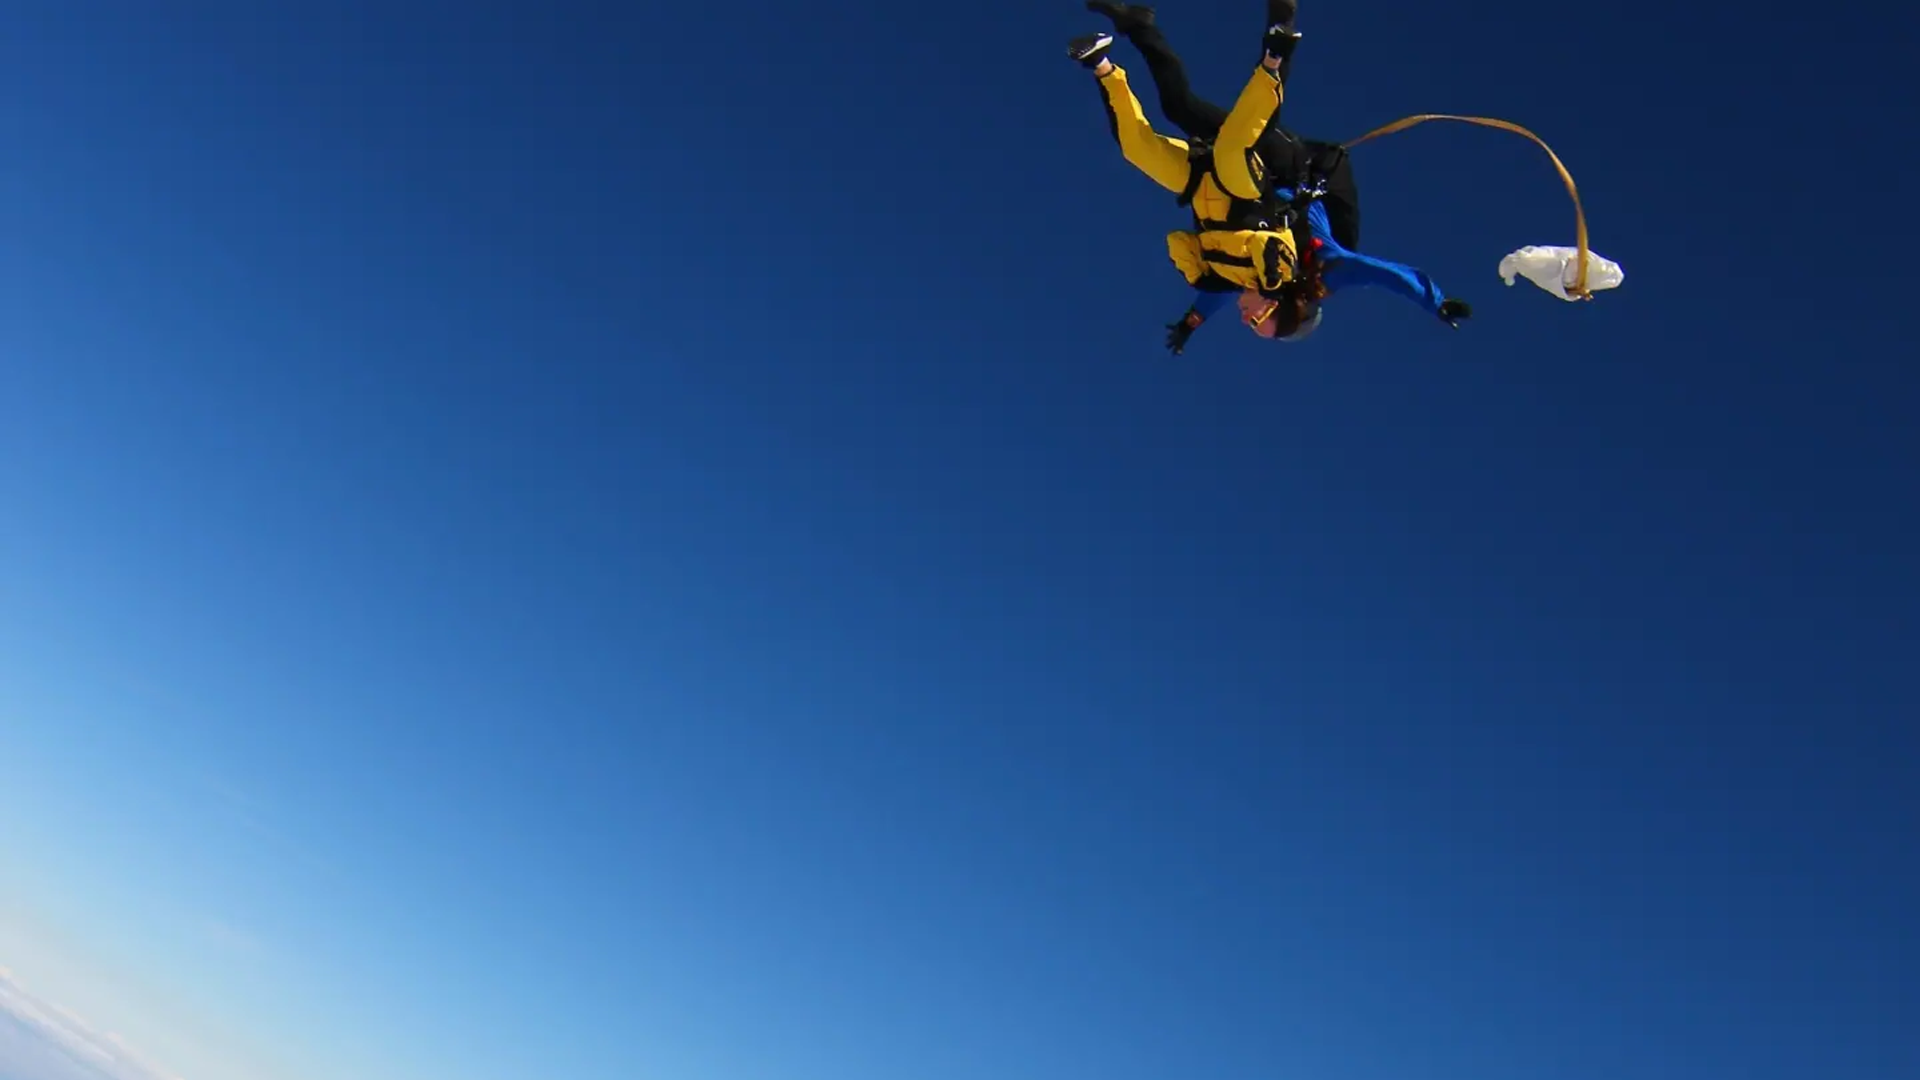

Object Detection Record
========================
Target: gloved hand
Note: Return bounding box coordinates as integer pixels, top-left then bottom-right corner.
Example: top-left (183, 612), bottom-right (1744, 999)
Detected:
top-left (1438, 298), bottom-right (1472, 327)
top-left (1165, 309), bottom-right (1203, 355)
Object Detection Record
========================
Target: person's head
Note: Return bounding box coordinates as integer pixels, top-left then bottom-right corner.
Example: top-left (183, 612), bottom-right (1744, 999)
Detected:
top-left (1238, 282), bottom-right (1325, 342)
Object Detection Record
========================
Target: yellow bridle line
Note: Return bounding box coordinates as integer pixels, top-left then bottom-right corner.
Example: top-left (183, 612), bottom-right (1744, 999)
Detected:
top-left (1341, 114), bottom-right (1594, 299)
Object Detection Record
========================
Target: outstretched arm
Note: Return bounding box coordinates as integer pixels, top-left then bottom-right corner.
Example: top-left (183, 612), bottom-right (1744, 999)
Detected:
top-left (1321, 250), bottom-right (1446, 315)
top-left (1190, 288), bottom-right (1234, 322)
top-left (1302, 201), bottom-right (1465, 326)
top-left (1165, 288), bottom-right (1234, 354)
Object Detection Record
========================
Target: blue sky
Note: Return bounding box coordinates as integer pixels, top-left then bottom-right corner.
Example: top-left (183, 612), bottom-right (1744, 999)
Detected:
top-left (2, 2), bottom-right (1916, 1079)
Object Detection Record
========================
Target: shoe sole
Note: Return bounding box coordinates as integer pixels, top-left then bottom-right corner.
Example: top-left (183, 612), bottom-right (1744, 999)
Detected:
top-left (1068, 32), bottom-right (1114, 61)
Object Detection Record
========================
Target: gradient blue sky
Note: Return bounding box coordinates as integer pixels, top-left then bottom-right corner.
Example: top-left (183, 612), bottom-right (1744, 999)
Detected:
top-left (2, 3), bottom-right (1916, 1080)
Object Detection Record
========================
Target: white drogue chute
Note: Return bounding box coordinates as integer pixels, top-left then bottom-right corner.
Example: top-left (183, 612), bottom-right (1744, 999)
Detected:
top-left (1500, 245), bottom-right (1625, 301)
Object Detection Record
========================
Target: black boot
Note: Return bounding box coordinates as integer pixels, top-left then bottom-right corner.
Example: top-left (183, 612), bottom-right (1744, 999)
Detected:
top-left (1067, 31), bottom-right (1115, 68)
top-left (1264, 0), bottom-right (1301, 62)
top-left (1087, 1), bottom-right (1156, 34)
top-left (1263, 0), bottom-right (1301, 76)
top-left (1264, 24), bottom-right (1302, 62)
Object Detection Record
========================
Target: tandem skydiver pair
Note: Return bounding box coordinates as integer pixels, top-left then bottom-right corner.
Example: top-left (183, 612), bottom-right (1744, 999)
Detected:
top-left (1069, 1), bottom-right (1471, 353)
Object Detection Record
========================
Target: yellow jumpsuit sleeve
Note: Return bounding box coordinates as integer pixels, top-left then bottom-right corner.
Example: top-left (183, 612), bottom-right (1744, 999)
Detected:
top-left (1097, 65), bottom-right (1194, 194)
top-left (1210, 66), bottom-right (1285, 200)
top-left (1166, 231), bottom-right (1207, 285)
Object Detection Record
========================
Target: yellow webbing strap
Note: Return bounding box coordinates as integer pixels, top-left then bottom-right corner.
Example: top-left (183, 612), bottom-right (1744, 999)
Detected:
top-left (1341, 114), bottom-right (1594, 299)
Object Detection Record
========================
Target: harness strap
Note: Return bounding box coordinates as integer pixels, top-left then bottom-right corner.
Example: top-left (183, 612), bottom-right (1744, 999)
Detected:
top-left (1199, 238), bottom-right (1296, 288)
top-left (1260, 241), bottom-right (1286, 291)
top-left (1175, 138), bottom-right (1213, 209)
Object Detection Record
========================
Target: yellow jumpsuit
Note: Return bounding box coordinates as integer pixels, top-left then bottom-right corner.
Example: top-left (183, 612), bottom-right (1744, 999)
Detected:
top-left (1096, 62), bottom-right (1301, 294)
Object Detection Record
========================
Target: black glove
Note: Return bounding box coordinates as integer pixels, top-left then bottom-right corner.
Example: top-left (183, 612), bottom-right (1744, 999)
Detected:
top-left (1165, 309), bottom-right (1202, 355)
top-left (1438, 298), bottom-right (1472, 327)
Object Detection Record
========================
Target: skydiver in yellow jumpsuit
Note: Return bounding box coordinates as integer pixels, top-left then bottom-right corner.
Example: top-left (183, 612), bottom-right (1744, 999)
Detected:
top-left (1070, 0), bottom-right (1307, 341)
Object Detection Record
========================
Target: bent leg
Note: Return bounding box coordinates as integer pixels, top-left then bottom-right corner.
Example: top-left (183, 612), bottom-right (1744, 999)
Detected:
top-left (1094, 65), bottom-right (1193, 194)
top-left (1249, 0), bottom-right (1306, 147)
top-left (1210, 65), bottom-right (1286, 199)
top-left (1126, 24), bottom-right (1229, 138)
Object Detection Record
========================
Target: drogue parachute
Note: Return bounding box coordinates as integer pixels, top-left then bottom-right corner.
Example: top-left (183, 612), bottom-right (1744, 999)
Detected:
top-left (1500, 245), bottom-right (1624, 301)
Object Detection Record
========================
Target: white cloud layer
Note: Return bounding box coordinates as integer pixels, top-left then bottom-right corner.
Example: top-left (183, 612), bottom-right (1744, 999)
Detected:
top-left (0, 967), bottom-right (184, 1080)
